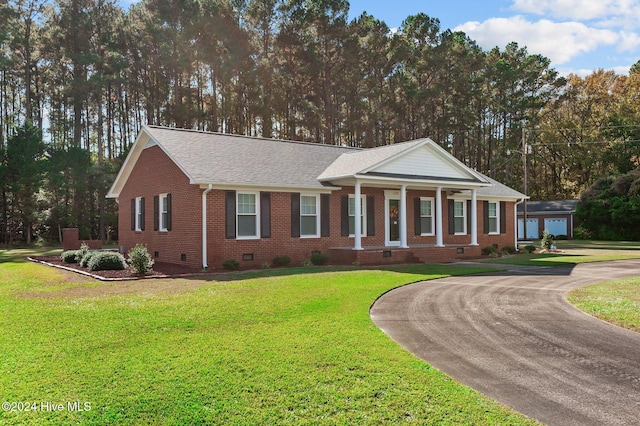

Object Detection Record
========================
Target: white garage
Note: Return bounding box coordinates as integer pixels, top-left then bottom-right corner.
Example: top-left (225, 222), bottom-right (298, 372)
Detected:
top-left (544, 218), bottom-right (568, 237)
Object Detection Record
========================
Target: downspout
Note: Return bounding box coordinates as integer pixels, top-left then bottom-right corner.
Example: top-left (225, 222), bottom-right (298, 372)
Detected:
top-left (514, 198), bottom-right (525, 247)
top-left (202, 184), bottom-right (213, 270)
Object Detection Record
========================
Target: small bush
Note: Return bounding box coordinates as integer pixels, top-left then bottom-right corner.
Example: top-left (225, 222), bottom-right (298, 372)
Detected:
top-left (540, 230), bottom-right (554, 250)
top-left (481, 245), bottom-right (498, 256)
top-left (272, 255), bottom-right (291, 267)
top-left (261, 262), bottom-right (271, 269)
top-left (222, 259), bottom-right (240, 270)
top-left (310, 252), bottom-right (329, 266)
top-left (61, 250), bottom-right (79, 263)
top-left (524, 244), bottom-right (537, 253)
top-left (300, 259), bottom-right (314, 268)
top-left (79, 251), bottom-right (97, 268)
top-left (87, 252), bottom-right (126, 271)
top-left (76, 243), bottom-right (90, 263)
top-left (555, 234), bottom-right (568, 240)
top-left (501, 246), bottom-right (517, 255)
top-left (128, 244), bottom-right (154, 275)
top-left (573, 225), bottom-right (591, 240)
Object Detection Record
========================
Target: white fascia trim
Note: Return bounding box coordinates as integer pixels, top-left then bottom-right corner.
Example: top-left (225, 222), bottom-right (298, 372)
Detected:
top-left (195, 183), bottom-right (339, 193)
top-left (353, 174), bottom-right (491, 189)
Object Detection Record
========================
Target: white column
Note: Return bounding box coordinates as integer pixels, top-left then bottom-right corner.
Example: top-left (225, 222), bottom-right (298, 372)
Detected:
top-left (399, 185), bottom-right (408, 248)
top-left (435, 187), bottom-right (444, 247)
top-left (354, 180), bottom-right (363, 250)
top-left (470, 189), bottom-right (478, 246)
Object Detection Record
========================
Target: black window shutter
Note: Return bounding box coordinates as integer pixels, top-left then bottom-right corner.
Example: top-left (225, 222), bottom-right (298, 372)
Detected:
top-left (225, 190), bottom-right (236, 239)
top-left (414, 198), bottom-right (421, 235)
top-left (291, 193), bottom-right (300, 237)
top-left (466, 200), bottom-right (472, 234)
top-left (321, 194), bottom-right (330, 237)
top-left (166, 193), bottom-right (172, 231)
top-left (341, 195), bottom-right (349, 236)
top-left (500, 201), bottom-right (507, 234)
top-left (131, 198), bottom-right (135, 231)
top-left (448, 199), bottom-right (455, 235)
top-left (483, 201), bottom-right (489, 234)
top-left (154, 195), bottom-right (159, 231)
top-left (366, 195), bottom-right (375, 237)
top-left (140, 197), bottom-right (145, 231)
top-left (261, 192), bottom-right (271, 238)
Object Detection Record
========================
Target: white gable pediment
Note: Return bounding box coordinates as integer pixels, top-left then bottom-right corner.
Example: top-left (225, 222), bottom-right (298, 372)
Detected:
top-left (369, 143), bottom-right (479, 181)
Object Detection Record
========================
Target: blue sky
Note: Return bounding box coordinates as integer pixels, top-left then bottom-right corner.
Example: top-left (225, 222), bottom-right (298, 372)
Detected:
top-left (119, 0), bottom-right (640, 76)
top-left (347, 0), bottom-right (639, 76)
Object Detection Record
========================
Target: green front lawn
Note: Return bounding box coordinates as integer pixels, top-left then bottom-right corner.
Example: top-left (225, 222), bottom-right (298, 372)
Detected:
top-left (568, 277), bottom-right (640, 333)
top-left (0, 249), bottom-right (535, 425)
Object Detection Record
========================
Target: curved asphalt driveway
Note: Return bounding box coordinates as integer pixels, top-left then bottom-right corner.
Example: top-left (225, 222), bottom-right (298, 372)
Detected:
top-left (370, 260), bottom-right (640, 426)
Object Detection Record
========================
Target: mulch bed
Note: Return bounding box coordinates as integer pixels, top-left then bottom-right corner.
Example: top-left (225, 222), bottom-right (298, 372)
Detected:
top-left (31, 255), bottom-right (205, 281)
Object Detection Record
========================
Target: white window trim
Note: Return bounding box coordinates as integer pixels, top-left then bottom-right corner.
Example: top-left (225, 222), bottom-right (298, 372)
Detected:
top-left (348, 194), bottom-right (367, 238)
top-left (135, 196), bottom-right (143, 232)
top-left (300, 193), bottom-right (320, 238)
top-left (236, 191), bottom-right (260, 240)
top-left (488, 201), bottom-right (500, 235)
top-left (420, 197), bottom-right (435, 236)
top-left (159, 193), bottom-right (169, 232)
top-left (453, 199), bottom-right (467, 235)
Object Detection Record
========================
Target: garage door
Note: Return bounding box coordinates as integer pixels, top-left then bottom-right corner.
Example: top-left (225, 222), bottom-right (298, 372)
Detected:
top-left (518, 218), bottom-right (539, 240)
top-left (544, 218), bottom-right (567, 237)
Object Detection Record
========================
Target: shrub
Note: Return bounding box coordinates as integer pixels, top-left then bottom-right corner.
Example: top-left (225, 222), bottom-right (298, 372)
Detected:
top-left (501, 246), bottom-right (517, 255)
top-left (128, 244), bottom-right (154, 275)
top-left (573, 225), bottom-right (591, 240)
top-left (76, 242), bottom-right (90, 263)
top-left (79, 251), bottom-right (97, 268)
top-left (300, 259), bottom-right (313, 268)
top-left (272, 255), bottom-right (291, 267)
top-left (87, 252), bottom-right (126, 271)
top-left (555, 234), bottom-right (568, 240)
top-left (61, 250), bottom-right (79, 263)
top-left (524, 244), bottom-right (537, 253)
top-left (222, 259), bottom-right (240, 270)
top-left (540, 230), bottom-right (554, 250)
top-left (481, 245), bottom-right (498, 256)
top-left (261, 262), bottom-right (271, 269)
top-left (310, 252), bottom-right (329, 266)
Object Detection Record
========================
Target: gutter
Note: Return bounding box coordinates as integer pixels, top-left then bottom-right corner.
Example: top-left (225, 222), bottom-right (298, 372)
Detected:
top-left (514, 198), bottom-right (525, 247)
top-left (202, 184), bottom-right (213, 270)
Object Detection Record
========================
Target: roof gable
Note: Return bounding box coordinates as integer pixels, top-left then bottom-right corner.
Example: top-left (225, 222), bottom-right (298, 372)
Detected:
top-left (318, 138), bottom-right (488, 184)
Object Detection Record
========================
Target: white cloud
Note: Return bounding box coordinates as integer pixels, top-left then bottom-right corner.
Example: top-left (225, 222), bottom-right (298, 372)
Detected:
top-left (510, 0), bottom-right (639, 21)
top-left (455, 16), bottom-right (619, 64)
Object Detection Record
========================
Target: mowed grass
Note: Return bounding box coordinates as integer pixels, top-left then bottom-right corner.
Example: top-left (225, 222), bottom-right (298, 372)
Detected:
top-left (568, 277), bottom-right (640, 333)
top-left (0, 248), bottom-right (537, 425)
top-left (481, 240), bottom-right (640, 267)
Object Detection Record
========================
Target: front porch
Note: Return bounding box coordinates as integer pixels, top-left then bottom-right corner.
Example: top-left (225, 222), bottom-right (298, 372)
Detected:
top-left (328, 244), bottom-right (483, 266)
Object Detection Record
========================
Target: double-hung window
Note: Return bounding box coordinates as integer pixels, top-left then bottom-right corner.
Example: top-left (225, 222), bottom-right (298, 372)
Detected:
top-left (454, 200), bottom-right (466, 234)
top-left (135, 196), bottom-right (144, 231)
top-left (159, 193), bottom-right (170, 232)
top-left (300, 194), bottom-right (319, 237)
top-left (488, 201), bottom-right (499, 234)
top-left (237, 193), bottom-right (259, 238)
top-left (348, 195), bottom-right (366, 237)
top-left (420, 198), bottom-right (434, 235)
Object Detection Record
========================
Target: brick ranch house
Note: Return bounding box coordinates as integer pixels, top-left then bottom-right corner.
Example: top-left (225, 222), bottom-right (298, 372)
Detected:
top-left (107, 126), bottom-right (526, 270)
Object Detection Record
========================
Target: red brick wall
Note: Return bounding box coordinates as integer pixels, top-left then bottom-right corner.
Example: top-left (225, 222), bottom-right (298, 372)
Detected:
top-left (119, 145), bottom-right (203, 268)
top-left (118, 146), bottom-right (517, 269)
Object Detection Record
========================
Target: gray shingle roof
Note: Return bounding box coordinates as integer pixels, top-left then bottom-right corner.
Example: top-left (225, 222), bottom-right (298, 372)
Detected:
top-left (109, 126), bottom-right (525, 199)
top-left (517, 200), bottom-right (579, 213)
top-left (146, 126), bottom-right (355, 189)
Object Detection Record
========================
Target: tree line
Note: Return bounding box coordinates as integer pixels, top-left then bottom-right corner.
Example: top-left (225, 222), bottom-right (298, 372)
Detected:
top-left (2, 0), bottom-right (640, 244)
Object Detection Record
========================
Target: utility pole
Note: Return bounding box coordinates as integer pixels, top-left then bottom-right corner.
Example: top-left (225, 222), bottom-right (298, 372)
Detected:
top-left (522, 127), bottom-right (529, 240)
